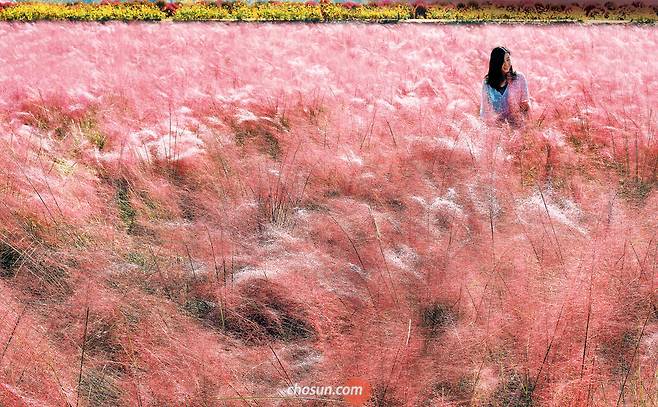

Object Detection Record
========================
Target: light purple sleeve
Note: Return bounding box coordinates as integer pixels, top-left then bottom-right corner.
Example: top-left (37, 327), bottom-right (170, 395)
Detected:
top-left (518, 73), bottom-right (529, 104)
top-left (480, 80), bottom-right (491, 119)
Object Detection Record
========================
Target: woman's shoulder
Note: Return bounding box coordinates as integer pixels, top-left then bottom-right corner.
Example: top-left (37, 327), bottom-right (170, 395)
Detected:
top-left (513, 71), bottom-right (527, 82)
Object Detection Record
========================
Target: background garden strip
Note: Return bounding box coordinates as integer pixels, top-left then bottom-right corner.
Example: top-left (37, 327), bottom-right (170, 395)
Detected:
top-left (0, 1), bottom-right (657, 22)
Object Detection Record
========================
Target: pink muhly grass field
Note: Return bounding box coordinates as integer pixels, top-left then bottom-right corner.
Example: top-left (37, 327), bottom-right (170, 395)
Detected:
top-left (0, 22), bottom-right (656, 406)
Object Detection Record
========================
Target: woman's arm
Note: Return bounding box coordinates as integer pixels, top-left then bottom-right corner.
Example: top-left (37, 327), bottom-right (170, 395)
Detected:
top-left (480, 80), bottom-right (493, 120)
top-left (518, 73), bottom-right (530, 114)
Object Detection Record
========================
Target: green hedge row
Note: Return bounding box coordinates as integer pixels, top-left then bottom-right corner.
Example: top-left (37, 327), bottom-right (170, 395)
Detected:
top-left (0, 3), bottom-right (166, 20)
top-left (0, 1), bottom-right (656, 22)
top-left (425, 3), bottom-right (658, 22)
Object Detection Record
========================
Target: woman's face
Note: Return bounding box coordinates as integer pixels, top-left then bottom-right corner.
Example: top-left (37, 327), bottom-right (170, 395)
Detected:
top-left (501, 53), bottom-right (511, 75)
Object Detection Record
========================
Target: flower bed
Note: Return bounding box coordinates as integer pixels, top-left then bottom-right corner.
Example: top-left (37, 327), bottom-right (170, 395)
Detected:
top-left (0, 1), bottom-right (656, 22)
top-left (0, 2), bottom-right (166, 20)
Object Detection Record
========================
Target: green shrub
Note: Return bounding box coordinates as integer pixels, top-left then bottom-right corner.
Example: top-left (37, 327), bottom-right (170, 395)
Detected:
top-left (173, 3), bottom-right (231, 20)
top-left (321, 3), bottom-right (411, 21)
top-left (254, 3), bottom-right (322, 22)
top-left (0, 3), bottom-right (166, 21)
top-left (0, 1), bottom-right (655, 22)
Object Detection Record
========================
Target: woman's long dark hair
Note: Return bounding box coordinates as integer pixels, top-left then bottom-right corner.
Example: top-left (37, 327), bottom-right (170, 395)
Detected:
top-left (485, 46), bottom-right (517, 87)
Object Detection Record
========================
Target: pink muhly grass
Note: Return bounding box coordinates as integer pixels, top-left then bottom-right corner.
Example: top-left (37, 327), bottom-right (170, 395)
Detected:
top-left (0, 21), bottom-right (656, 406)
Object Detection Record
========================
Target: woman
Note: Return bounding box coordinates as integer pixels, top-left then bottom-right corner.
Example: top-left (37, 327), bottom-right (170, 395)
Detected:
top-left (480, 46), bottom-right (530, 126)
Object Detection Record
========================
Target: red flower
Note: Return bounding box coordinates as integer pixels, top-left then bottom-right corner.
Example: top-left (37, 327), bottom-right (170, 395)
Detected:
top-left (163, 2), bottom-right (180, 11)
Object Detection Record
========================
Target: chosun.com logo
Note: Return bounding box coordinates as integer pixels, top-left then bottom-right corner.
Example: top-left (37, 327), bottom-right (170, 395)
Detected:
top-left (284, 377), bottom-right (371, 406)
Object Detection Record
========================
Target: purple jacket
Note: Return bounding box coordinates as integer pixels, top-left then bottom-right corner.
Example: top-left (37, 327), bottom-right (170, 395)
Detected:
top-left (480, 72), bottom-right (529, 124)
